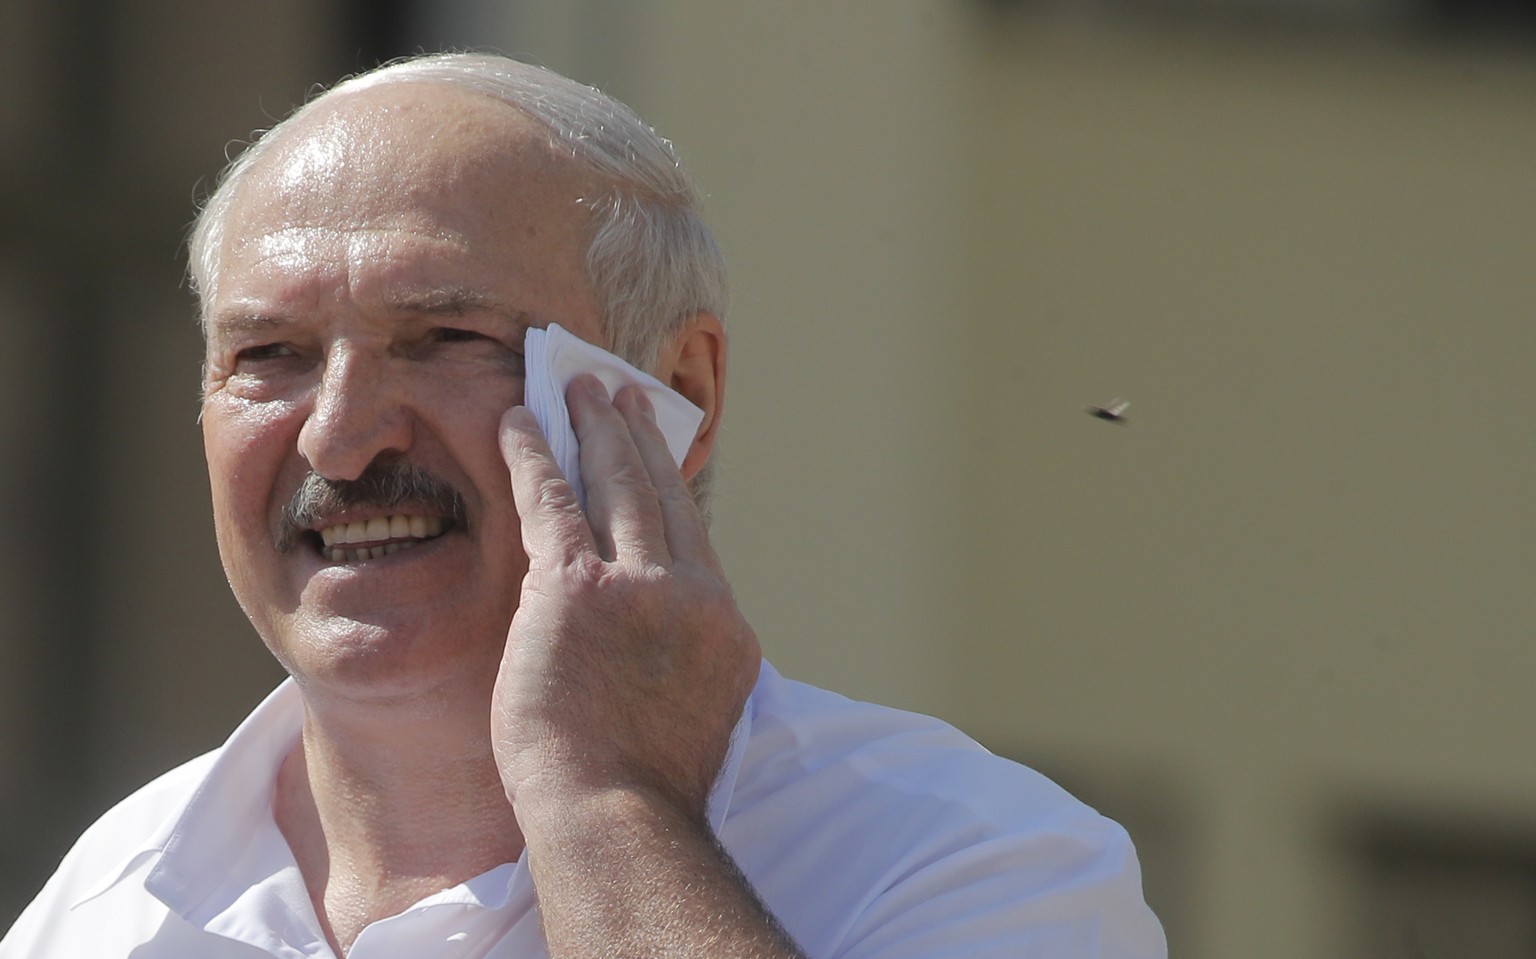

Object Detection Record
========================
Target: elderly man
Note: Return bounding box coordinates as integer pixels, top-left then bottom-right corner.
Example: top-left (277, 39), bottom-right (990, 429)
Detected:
top-left (2, 54), bottom-right (1165, 958)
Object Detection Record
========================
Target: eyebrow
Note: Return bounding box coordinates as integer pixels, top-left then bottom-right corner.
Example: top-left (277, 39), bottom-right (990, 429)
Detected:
top-left (207, 289), bottom-right (529, 338)
top-left (382, 287), bottom-right (516, 317)
top-left (206, 312), bottom-right (288, 340)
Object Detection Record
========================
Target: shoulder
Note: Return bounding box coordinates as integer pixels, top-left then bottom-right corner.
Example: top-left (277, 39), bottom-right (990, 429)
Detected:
top-left (723, 665), bottom-right (1166, 958)
top-left (736, 664), bottom-right (1097, 831)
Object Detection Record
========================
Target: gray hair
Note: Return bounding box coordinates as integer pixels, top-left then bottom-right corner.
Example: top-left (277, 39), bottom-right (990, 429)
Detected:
top-left (189, 53), bottom-right (728, 518)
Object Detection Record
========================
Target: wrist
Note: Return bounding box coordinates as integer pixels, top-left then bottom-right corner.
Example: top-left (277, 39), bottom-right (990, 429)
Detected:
top-left (515, 775), bottom-right (708, 846)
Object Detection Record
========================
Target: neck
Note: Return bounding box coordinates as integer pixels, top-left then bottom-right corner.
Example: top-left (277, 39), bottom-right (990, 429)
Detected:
top-left (274, 690), bottom-right (522, 953)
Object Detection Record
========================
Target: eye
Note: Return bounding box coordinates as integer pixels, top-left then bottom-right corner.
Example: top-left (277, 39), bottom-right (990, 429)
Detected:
top-left (235, 343), bottom-right (297, 363)
top-left (417, 325), bottom-right (525, 377)
top-left (217, 341), bottom-right (306, 399)
top-left (431, 327), bottom-right (491, 344)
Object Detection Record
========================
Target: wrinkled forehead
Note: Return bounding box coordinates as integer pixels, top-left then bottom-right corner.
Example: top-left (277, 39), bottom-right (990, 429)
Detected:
top-left (223, 83), bottom-right (600, 261)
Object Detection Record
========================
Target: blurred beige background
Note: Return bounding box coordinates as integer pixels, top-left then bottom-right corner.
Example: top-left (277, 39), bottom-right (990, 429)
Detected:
top-left (3, 1), bottom-right (1534, 956)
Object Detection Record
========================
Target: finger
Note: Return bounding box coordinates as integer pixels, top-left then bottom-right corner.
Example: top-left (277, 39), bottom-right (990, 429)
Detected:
top-left (612, 384), bottom-right (712, 565)
top-left (498, 405), bottom-right (597, 566)
top-left (566, 375), bottom-right (671, 564)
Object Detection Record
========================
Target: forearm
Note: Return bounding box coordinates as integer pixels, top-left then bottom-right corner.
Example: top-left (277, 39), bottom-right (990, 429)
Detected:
top-left (518, 784), bottom-right (806, 959)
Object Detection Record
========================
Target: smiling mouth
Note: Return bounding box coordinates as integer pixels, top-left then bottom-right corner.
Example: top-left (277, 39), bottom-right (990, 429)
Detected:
top-left (311, 514), bottom-right (451, 563)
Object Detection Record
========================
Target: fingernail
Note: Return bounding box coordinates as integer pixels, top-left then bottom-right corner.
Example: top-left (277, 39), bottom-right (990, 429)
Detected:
top-left (502, 405), bottom-right (536, 431)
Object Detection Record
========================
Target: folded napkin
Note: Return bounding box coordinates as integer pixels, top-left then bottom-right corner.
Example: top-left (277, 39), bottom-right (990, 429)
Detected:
top-left (523, 323), bottom-right (705, 510)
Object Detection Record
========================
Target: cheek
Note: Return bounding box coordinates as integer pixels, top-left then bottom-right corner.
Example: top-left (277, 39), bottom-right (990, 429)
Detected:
top-left (416, 385), bottom-right (527, 569)
top-left (202, 398), bottom-right (308, 545)
top-left (416, 376), bottom-right (521, 480)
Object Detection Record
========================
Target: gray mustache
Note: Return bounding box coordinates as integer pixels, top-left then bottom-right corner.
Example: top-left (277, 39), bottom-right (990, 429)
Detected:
top-left (278, 460), bottom-right (468, 552)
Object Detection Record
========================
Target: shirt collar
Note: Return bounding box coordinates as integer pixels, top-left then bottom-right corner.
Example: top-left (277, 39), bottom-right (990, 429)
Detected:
top-left (69, 679), bottom-right (303, 911)
top-left (70, 666), bottom-right (760, 914)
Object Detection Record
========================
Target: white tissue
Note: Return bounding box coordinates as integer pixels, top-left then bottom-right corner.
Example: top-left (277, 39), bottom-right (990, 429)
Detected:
top-left (522, 323), bottom-right (705, 510)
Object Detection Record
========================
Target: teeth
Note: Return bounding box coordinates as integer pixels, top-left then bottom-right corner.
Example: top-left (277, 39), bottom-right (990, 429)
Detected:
top-left (322, 536), bottom-right (429, 563)
top-left (314, 513), bottom-right (447, 561)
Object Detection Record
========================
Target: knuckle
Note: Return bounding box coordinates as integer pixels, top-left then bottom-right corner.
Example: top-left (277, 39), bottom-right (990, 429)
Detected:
top-left (568, 553), bottom-right (609, 589)
top-left (530, 474), bottom-right (580, 514)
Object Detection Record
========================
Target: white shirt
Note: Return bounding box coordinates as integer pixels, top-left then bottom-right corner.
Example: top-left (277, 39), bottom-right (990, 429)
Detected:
top-left (2, 662), bottom-right (1166, 958)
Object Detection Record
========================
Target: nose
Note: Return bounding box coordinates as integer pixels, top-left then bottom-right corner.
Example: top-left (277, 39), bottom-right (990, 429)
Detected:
top-left (297, 347), bottom-right (413, 481)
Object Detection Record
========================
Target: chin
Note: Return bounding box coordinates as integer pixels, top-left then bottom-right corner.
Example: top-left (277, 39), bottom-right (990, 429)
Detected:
top-left (267, 611), bottom-right (501, 708)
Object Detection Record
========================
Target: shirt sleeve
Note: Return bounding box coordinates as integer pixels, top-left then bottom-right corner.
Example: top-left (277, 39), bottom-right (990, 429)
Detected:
top-left (829, 816), bottom-right (1166, 959)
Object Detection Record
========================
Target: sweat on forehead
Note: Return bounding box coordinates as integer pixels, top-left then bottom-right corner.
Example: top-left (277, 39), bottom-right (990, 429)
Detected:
top-left (225, 85), bottom-right (600, 251)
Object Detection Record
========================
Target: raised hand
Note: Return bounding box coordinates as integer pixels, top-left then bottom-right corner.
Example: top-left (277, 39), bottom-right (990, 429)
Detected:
top-left (492, 374), bottom-right (760, 821)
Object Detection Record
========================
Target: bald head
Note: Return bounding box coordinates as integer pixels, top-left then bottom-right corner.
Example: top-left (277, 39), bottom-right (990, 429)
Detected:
top-left (231, 83), bottom-right (589, 241)
top-left (191, 53), bottom-right (728, 372)
top-left (213, 84), bottom-right (603, 344)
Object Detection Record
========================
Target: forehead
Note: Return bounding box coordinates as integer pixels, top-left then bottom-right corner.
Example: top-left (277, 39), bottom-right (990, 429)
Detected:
top-left (241, 82), bottom-right (590, 220)
top-left (213, 83), bottom-right (600, 313)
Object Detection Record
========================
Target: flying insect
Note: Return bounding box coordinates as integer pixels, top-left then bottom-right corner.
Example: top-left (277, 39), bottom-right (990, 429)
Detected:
top-left (1086, 398), bottom-right (1130, 423)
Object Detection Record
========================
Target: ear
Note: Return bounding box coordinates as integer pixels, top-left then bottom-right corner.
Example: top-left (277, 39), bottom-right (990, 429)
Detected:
top-left (651, 313), bottom-right (726, 483)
